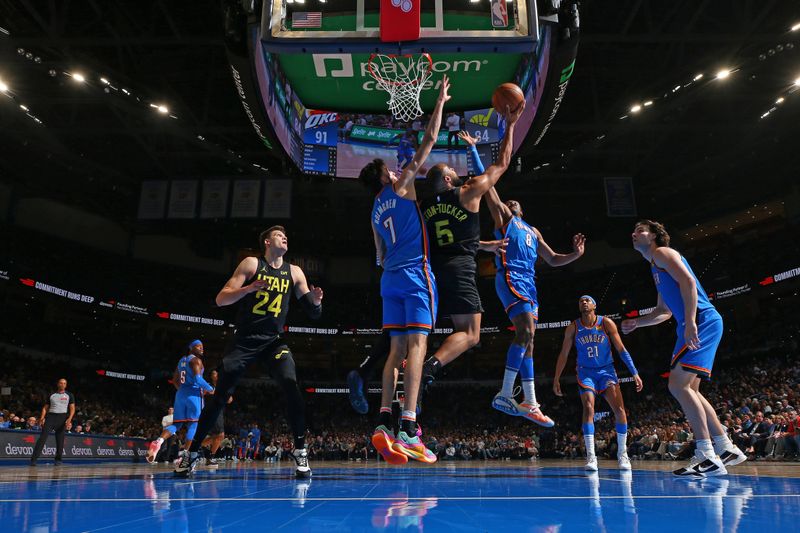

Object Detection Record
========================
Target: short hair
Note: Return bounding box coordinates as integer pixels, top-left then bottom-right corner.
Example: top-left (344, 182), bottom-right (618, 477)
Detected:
top-left (635, 219), bottom-right (670, 247)
top-left (259, 226), bottom-right (286, 251)
top-left (359, 158), bottom-right (386, 193)
top-left (426, 164), bottom-right (446, 188)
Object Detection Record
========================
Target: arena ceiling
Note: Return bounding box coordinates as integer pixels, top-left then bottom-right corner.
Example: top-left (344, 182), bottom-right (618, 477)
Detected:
top-left (0, 1), bottom-right (797, 253)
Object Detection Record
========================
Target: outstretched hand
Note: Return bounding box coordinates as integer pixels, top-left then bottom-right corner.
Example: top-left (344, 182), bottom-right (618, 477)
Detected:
top-left (572, 233), bottom-right (586, 256)
top-left (457, 130), bottom-right (479, 146)
top-left (438, 75), bottom-right (451, 104)
top-left (505, 101), bottom-right (525, 124)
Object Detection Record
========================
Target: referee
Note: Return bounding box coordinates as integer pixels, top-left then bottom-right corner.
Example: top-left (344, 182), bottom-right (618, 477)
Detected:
top-left (30, 378), bottom-right (75, 466)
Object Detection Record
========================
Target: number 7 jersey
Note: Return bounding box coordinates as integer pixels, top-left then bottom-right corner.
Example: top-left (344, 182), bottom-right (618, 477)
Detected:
top-left (234, 257), bottom-right (293, 336)
top-left (372, 185), bottom-right (430, 271)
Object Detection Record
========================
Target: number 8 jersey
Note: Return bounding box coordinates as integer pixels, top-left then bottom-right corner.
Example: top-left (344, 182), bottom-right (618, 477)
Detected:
top-left (234, 257), bottom-right (293, 336)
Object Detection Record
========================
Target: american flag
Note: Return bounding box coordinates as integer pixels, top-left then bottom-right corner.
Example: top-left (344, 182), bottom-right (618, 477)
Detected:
top-left (292, 12), bottom-right (322, 28)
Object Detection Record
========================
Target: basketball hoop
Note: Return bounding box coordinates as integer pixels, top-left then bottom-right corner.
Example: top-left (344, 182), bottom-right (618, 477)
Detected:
top-left (368, 53), bottom-right (433, 122)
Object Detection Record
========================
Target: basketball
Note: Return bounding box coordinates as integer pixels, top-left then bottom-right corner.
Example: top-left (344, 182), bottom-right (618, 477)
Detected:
top-left (492, 83), bottom-right (525, 115)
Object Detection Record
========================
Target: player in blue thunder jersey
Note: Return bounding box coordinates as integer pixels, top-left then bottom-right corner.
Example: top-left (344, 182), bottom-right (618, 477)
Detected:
top-left (147, 340), bottom-right (214, 463)
top-left (358, 77), bottom-right (452, 465)
top-left (457, 131), bottom-right (585, 427)
top-left (389, 129), bottom-right (417, 173)
top-left (622, 220), bottom-right (746, 477)
top-left (553, 296), bottom-right (643, 471)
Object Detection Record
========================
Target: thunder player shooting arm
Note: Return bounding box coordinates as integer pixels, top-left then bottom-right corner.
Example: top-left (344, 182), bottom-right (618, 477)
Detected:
top-left (552, 322), bottom-right (577, 397)
top-left (189, 357), bottom-right (214, 393)
top-left (215, 256), bottom-right (266, 307)
top-left (291, 264), bottom-right (324, 319)
top-left (603, 319), bottom-right (643, 392)
top-left (533, 228), bottom-right (585, 267)
top-left (458, 103), bottom-right (525, 211)
top-left (396, 76), bottom-right (451, 198)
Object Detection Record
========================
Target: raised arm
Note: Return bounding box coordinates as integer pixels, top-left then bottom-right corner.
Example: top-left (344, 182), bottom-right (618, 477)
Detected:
top-left (535, 228), bottom-right (585, 267)
top-left (215, 256), bottom-right (262, 307)
top-left (553, 322), bottom-right (576, 397)
top-left (486, 187), bottom-right (514, 230)
top-left (291, 264), bottom-right (323, 319)
top-left (395, 76), bottom-right (451, 197)
top-left (459, 103), bottom-right (525, 207)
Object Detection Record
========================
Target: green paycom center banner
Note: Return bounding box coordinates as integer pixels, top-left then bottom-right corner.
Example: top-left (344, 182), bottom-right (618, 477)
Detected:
top-left (349, 124), bottom-right (463, 147)
top-left (276, 53), bottom-right (522, 112)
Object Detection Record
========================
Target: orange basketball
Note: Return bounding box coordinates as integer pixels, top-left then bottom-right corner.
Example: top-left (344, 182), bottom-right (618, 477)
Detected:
top-left (492, 83), bottom-right (525, 116)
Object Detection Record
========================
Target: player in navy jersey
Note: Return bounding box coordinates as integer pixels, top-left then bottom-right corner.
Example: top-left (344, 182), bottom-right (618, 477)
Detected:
top-left (553, 296), bottom-right (643, 470)
top-left (455, 131), bottom-right (584, 426)
top-left (147, 340), bottom-right (214, 463)
top-left (622, 220), bottom-right (746, 477)
top-left (358, 77), bottom-right (452, 465)
top-left (175, 225), bottom-right (324, 478)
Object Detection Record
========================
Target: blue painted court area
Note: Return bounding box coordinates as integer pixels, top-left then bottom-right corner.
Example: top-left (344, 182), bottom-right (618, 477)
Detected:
top-left (1, 462), bottom-right (799, 532)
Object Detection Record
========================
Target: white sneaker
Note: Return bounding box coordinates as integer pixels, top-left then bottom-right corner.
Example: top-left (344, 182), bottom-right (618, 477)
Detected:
top-left (618, 454), bottom-right (632, 470)
top-left (491, 393), bottom-right (520, 416)
top-left (585, 455), bottom-right (598, 471)
top-left (673, 450), bottom-right (727, 477)
top-left (718, 447), bottom-right (747, 467)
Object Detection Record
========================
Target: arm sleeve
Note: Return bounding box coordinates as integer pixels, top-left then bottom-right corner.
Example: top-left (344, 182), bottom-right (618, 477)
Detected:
top-left (467, 144), bottom-right (486, 174)
top-left (618, 350), bottom-right (638, 376)
top-left (299, 291), bottom-right (322, 320)
top-left (194, 373), bottom-right (215, 393)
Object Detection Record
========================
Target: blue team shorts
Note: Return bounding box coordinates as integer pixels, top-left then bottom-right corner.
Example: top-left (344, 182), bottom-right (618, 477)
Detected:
top-left (173, 389), bottom-right (203, 423)
top-left (577, 364), bottom-right (619, 395)
top-left (670, 310), bottom-right (723, 381)
top-left (381, 263), bottom-right (437, 336)
top-left (495, 270), bottom-right (539, 320)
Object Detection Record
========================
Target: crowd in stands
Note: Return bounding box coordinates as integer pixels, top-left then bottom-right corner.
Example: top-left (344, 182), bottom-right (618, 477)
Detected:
top-left (3, 338), bottom-right (799, 464)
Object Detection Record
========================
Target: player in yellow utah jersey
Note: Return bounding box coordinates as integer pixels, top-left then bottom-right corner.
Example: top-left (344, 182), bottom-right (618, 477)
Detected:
top-left (175, 225), bottom-right (323, 479)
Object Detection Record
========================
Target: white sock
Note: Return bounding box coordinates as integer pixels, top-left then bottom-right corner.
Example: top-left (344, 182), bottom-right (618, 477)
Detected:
top-left (617, 433), bottom-right (628, 457)
top-left (500, 370), bottom-right (517, 397)
top-left (696, 438), bottom-right (714, 458)
top-left (584, 434), bottom-right (595, 457)
top-left (156, 437), bottom-right (164, 445)
top-left (522, 381), bottom-right (537, 405)
top-left (712, 433), bottom-right (733, 453)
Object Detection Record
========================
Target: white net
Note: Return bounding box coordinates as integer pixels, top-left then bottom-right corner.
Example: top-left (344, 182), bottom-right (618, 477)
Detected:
top-left (368, 53), bottom-right (433, 122)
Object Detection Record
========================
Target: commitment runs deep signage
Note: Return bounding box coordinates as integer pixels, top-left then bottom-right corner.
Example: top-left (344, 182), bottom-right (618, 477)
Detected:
top-left (0, 430), bottom-right (149, 461)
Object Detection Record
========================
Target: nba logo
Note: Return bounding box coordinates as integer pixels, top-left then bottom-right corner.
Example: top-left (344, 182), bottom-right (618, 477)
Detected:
top-left (491, 0), bottom-right (509, 28)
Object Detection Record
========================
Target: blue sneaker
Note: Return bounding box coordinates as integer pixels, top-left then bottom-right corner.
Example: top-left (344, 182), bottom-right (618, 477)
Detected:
top-left (347, 370), bottom-right (369, 414)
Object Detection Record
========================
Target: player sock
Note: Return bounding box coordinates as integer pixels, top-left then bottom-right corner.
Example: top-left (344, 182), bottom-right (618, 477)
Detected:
top-left (582, 423), bottom-right (595, 456)
top-left (712, 433), bottom-right (734, 453)
top-left (696, 438), bottom-right (714, 458)
top-left (519, 355), bottom-right (536, 404)
top-left (500, 344), bottom-right (526, 397)
top-left (616, 423), bottom-right (628, 456)
top-left (400, 410), bottom-right (417, 436)
top-left (379, 407), bottom-right (392, 428)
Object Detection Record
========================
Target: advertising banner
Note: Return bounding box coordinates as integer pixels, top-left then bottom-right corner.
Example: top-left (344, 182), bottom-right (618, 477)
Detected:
top-left (0, 429), bottom-right (149, 461)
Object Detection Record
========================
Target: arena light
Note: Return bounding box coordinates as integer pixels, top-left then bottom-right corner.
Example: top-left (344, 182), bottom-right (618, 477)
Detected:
top-left (100, 77), bottom-right (109, 85)
top-left (0, 79), bottom-right (8, 93)
top-left (693, 73), bottom-right (703, 81)
top-left (791, 22), bottom-right (800, 32)
top-left (643, 100), bottom-right (653, 107)
top-left (715, 69), bottom-right (731, 80)
top-left (19, 104), bottom-right (28, 111)
top-left (776, 97), bottom-right (784, 104)
top-left (629, 104), bottom-right (642, 113)
top-left (157, 105), bottom-right (169, 114)
top-left (71, 72), bottom-right (86, 83)
top-left (795, 77), bottom-right (800, 87)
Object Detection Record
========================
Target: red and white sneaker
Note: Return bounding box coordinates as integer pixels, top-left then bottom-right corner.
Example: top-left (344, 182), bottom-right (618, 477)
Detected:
top-left (517, 402), bottom-right (555, 427)
top-left (146, 440), bottom-right (162, 464)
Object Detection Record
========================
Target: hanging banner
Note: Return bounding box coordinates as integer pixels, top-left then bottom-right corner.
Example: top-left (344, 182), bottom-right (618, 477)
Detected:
top-left (604, 177), bottom-right (637, 218)
top-left (231, 180), bottom-right (261, 218)
top-left (167, 180), bottom-right (198, 219)
top-left (137, 181), bottom-right (168, 220)
top-left (262, 179), bottom-right (292, 218)
top-left (200, 180), bottom-right (230, 219)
